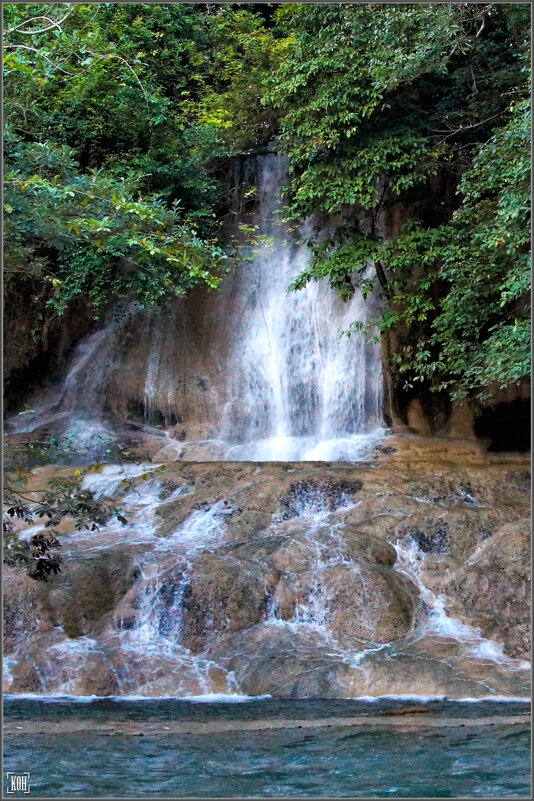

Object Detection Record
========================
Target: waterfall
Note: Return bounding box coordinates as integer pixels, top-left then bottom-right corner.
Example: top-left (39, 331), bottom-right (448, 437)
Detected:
top-left (219, 154), bottom-right (383, 461)
top-left (6, 154), bottom-right (385, 463)
top-left (6, 325), bottom-right (116, 435)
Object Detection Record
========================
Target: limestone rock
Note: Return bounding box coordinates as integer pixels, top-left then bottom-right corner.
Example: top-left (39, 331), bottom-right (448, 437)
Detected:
top-left (179, 552), bottom-right (269, 652)
top-left (3, 456), bottom-right (530, 698)
top-left (322, 562), bottom-right (417, 642)
top-left (445, 519), bottom-right (531, 658)
top-left (41, 547), bottom-right (145, 638)
top-left (3, 566), bottom-right (48, 653)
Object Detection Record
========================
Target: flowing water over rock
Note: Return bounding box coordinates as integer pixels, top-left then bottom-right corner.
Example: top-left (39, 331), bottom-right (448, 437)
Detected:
top-left (6, 155), bottom-right (384, 463)
top-left (3, 130), bottom-right (530, 801)
top-left (215, 155), bottom-right (383, 461)
top-left (4, 455), bottom-right (530, 701)
top-left (4, 469), bottom-right (242, 698)
top-left (4, 315), bottom-right (135, 463)
top-left (3, 148), bottom-right (529, 770)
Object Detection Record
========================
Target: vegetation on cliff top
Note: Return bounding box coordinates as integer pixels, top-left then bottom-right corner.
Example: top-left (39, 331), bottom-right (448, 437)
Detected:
top-left (273, 3), bottom-right (530, 403)
top-left (3, 2), bottom-right (531, 404)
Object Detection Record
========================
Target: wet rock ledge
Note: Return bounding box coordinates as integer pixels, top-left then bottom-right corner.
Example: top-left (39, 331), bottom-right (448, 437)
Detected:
top-left (3, 437), bottom-right (531, 698)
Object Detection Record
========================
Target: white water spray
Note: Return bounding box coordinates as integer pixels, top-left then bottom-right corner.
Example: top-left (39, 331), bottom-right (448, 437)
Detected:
top-left (219, 155), bottom-right (384, 461)
top-left (6, 155), bottom-right (384, 463)
top-left (393, 538), bottom-right (530, 670)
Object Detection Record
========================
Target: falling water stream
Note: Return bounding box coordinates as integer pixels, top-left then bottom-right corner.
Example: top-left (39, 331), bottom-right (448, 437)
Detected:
top-left (6, 154), bottom-right (384, 462)
top-left (216, 155), bottom-right (384, 461)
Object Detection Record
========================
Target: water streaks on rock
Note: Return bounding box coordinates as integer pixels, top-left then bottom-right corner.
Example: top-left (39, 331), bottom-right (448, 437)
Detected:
top-left (4, 448), bottom-right (530, 700)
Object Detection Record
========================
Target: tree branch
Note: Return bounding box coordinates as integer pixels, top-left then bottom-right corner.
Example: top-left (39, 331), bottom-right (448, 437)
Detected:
top-left (7, 9), bottom-right (74, 37)
top-left (374, 259), bottom-right (390, 297)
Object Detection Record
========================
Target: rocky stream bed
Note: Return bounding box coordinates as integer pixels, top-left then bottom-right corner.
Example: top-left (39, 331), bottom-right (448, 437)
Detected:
top-left (3, 436), bottom-right (530, 700)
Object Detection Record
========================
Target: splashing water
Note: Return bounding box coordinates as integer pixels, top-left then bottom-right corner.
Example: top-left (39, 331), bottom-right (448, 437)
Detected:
top-left (218, 154), bottom-right (384, 461)
top-left (4, 477), bottom-right (244, 698)
top-left (125, 500), bottom-right (232, 645)
top-left (6, 325), bottom-right (117, 436)
top-left (392, 538), bottom-right (531, 670)
top-left (111, 498), bottom-right (240, 696)
top-left (4, 318), bottom-right (136, 464)
top-left (266, 490), bottom-right (361, 657)
top-left (6, 155), bottom-right (385, 463)
top-left (97, 500), bottom-right (238, 697)
top-left (4, 475), bottom-right (529, 700)
top-left (262, 490), bottom-right (530, 687)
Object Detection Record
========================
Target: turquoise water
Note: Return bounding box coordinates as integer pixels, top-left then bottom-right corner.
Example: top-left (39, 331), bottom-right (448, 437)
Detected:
top-left (3, 698), bottom-right (531, 798)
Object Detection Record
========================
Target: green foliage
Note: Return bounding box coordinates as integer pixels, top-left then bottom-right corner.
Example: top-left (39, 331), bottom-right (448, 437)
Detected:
top-left (192, 6), bottom-right (284, 154)
top-left (3, 3), bottom-right (277, 319)
top-left (3, 2), bottom-right (531, 406)
top-left (302, 98), bottom-right (530, 402)
top-left (3, 462), bottom-right (127, 580)
top-left (267, 3), bottom-right (465, 216)
top-left (4, 138), bottom-right (226, 314)
top-left (274, 3), bottom-right (530, 403)
top-left (424, 99), bottom-right (531, 401)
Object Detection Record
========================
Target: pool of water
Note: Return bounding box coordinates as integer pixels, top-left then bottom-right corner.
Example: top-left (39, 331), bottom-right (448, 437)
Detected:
top-left (3, 698), bottom-right (531, 798)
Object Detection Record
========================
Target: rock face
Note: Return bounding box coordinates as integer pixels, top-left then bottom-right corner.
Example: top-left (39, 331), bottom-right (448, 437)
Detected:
top-left (4, 280), bottom-right (95, 414)
top-left (3, 440), bottom-right (531, 698)
top-left (446, 520), bottom-right (531, 658)
top-left (3, 569), bottom-right (46, 654)
top-left (179, 551), bottom-right (270, 652)
top-left (42, 548), bottom-right (144, 639)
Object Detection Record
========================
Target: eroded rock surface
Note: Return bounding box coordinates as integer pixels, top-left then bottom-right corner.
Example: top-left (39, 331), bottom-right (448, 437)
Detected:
top-left (3, 441), bottom-right (530, 698)
top-left (445, 520), bottom-right (530, 659)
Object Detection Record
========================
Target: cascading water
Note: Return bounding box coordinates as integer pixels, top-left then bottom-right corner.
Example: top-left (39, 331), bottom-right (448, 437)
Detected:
top-left (3, 469), bottom-right (243, 698)
top-left (109, 498), bottom-right (238, 698)
top-left (4, 464), bottom-right (530, 700)
top-left (267, 486), bottom-right (354, 636)
top-left (391, 538), bottom-right (531, 668)
top-left (218, 154), bottom-right (384, 461)
top-left (261, 489), bottom-right (530, 689)
top-left (6, 154), bottom-right (385, 463)
top-left (5, 156), bottom-right (527, 705)
top-left (5, 310), bottom-right (137, 462)
top-left (6, 325), bottom-right (115, 434)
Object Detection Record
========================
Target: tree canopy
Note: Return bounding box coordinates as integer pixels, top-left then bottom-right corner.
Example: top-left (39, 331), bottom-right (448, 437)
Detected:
top-left (269, 2), bottom-right (530, 402)
top-left (3, 2), bottom-right (531, 404)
